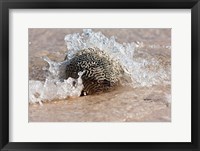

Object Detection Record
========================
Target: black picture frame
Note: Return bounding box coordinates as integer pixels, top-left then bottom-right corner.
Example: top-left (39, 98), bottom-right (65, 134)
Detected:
top-left (0, 0), bottom-right (199, 151)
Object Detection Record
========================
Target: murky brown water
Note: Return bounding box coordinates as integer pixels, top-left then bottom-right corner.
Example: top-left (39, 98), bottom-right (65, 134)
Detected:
top-left (29, 28), bottom-right (171, 122)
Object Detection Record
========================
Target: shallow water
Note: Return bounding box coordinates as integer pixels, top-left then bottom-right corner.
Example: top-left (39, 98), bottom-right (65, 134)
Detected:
top-left (29, 28), bottom-right (171, 122)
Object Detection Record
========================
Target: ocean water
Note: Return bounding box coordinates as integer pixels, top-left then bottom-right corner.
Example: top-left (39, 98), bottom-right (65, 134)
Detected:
top-left (28, 28), bottom-right (171, 122)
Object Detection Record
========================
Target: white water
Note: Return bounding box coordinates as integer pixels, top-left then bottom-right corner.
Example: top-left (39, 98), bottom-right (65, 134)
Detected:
top-left (29, 29), bottom-right (170, 104)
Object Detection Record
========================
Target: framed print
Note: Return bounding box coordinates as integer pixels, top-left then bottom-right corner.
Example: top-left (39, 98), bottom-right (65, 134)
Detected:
top-left (0, 0), bottom-right (199, 151)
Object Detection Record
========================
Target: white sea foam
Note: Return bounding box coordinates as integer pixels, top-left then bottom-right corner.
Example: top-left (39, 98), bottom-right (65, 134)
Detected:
top-left (29, 71), bottom-right (84, 104)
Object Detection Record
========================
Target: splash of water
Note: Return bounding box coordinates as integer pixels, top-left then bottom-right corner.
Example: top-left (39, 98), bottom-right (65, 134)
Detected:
top-left (29, 29), bottom-right (170, 104)
top-left (29, 59), bottom-right (85, 104)
top-left (64, 29), bottom-right (170, 87)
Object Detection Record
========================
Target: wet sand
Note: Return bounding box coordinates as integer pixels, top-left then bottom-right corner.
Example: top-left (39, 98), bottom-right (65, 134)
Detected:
top-left (29, 28), bottom-right (171, 122)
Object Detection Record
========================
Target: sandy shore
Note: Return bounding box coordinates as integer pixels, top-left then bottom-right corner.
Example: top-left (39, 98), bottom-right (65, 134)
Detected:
top-left (29, 28), bottom-right (171, 122)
